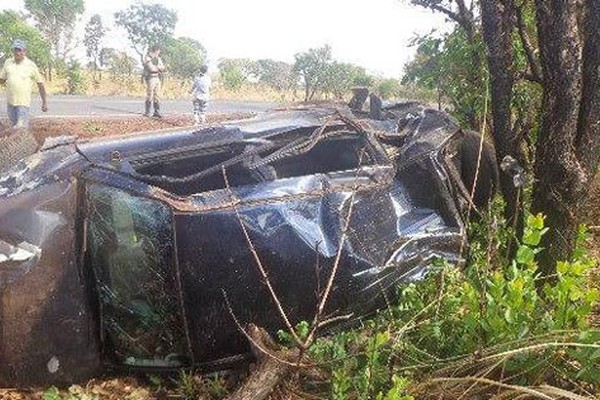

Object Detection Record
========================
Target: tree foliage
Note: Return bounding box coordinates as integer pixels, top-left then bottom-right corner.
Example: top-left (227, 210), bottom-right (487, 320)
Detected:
top-left (322, 62), bottom-right (372, 100)
top-left (375, 78), bottom-right (401, 100)
top-left (24, 0), bottom-right (84, 61)
top-left (0, 10), bottom-right (50, 68)
top-left (107, 50), bottom-right (137, 78)
top-left (294, 45), bottom-right (332, 101)
top-left (83, 14), bottom-right (107, 80)
top-left (217, 58), bottom-right (254, 91)
top-left (253, 59), bottom-right (297, 93)
top-left (114, 3), bottom-right (177, 64)
top-left (162, 37), bottom-right (207, 79)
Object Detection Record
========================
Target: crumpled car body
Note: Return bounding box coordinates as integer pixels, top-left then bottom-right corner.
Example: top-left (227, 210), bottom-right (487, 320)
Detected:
top-left (0, 103), bottom-right (469, 385)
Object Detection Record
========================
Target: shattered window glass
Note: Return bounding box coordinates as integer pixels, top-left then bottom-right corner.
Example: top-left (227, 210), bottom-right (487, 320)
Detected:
top-left (85, 184), bottom-right (189, 367)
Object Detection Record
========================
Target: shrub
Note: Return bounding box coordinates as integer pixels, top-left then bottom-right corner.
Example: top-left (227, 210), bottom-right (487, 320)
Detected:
top-left (305, 213), bottom-right (599, 397)
top-left (66, 60), bottom-right (86, 95)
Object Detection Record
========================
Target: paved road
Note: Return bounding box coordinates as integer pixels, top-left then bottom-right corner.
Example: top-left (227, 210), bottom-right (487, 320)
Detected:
top-left (0, 94), bottom-right (277, 118)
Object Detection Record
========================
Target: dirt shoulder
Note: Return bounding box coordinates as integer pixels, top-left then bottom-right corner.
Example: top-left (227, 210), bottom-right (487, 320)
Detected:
top-left (22, 112), bottom-right (253, 142)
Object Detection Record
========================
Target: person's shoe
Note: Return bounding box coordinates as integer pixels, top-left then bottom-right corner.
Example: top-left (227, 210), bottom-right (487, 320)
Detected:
top-left (152, 101), bottom-right (162, 118)
top-left (144, 100), bottom-right (152, 117)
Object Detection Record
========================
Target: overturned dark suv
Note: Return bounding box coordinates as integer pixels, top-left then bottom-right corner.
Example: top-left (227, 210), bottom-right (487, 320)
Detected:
top-left (0, 102), bottom-right (491, 386)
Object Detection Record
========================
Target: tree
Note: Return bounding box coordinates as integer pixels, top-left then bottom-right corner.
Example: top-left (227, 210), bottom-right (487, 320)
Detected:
top-left (375, 78), bottom-right (401, 100)
top-left (294, 45), bottom-right (332, 101)
top-left (83, 14), bottom-right (107, 81)
top-left (114, 3), bottom-right (177, 64)
top-left (163, 36), bottom-right (207, 79)
top-left (478, 0), bottom-right (600, 273)
top-left (407, 0), bottom-right (538, 243)
top-left (254, 59), bottom-right (297, 94)
top-left (24, 0), bottom-right (84, 75)
top-left (217, 58), bottom-right (254, 91)
top-left (99, 47), bottom-right (116, 73)
top-left (322, 62), bottom-right (370, 100)
top-left (409, 0), bottom-right (600, 273)
top-left (0, 10), bottom-right (50, 69)
top-left (528, 0), bottom-right (600, 273)
top-left (107, 50), bottom-right (137, 80)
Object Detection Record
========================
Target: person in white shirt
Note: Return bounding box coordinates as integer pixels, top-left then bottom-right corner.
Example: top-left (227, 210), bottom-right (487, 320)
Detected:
top-left (191, 65), bottom-right (211, 125)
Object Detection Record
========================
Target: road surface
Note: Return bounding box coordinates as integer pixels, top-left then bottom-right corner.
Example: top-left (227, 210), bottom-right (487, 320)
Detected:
top-left (0, 94), bottom-right (277, 118)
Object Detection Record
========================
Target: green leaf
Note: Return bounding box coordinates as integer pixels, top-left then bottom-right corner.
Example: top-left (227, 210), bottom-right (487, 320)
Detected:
top-left (516, 245), bottom-right (535, 265)
top-left (527, 213), bottom-right (545, 230)
top-left (523, 229), bottom-right (542, 246)
top-left (43, 387), bottom-right (61, 400)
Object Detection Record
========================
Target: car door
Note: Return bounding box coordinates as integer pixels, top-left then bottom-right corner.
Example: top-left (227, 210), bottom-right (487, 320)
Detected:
top-left (82, 168), bottom-right (192, 367)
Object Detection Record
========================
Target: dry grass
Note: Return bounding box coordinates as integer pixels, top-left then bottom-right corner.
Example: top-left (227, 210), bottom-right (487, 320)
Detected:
top-left (15, 71), bottom-right (298, 103)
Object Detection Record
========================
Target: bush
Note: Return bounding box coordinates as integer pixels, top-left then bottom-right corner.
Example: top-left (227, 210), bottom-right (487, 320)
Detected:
top-left (66, 60), bottom-right (86, 94)
top-left (304, 213), bottom-right (599, 397)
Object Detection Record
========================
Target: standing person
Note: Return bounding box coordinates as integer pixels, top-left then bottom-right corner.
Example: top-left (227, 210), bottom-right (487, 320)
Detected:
top-left (0, 39), bottom-right (48, 129)
top-left (143, 45), bottom-right (166, 118)
top-left (191, 65), bottom-right (211, 125)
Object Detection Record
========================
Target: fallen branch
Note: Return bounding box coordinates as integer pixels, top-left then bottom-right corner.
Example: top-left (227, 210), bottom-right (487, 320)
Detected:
top-left (226, 324), bottom-right (300, 400)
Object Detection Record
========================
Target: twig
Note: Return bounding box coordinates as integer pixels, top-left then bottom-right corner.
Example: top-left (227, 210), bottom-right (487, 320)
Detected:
top-left (222, 289), bottom-right (309, 369)
top-left (479, 341), bottom-right (600, 362)
top-left (421, 377), bottom-right (554, 399)
top-left (221, 166), bottom-right (301, 345)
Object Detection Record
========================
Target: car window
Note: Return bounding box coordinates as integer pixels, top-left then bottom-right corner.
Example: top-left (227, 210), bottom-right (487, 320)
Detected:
top-left (128, 129), bottom-right (380, 196)
top-left (85, 184), bottom-right (190, 367)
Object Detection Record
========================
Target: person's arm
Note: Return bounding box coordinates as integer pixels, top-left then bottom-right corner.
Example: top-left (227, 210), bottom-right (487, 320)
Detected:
top-left (0, 65), bottom-right (6, 85)
top-left (143, 55), bottom-right (155, 73)
top-left (37, 82), bottom-right (48, 112)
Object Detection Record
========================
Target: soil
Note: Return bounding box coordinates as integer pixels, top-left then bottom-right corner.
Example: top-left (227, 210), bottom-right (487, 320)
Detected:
top-left (0, 114), bottom-right (599, 399)
top-left (27, 112), bottom-right (252, 142)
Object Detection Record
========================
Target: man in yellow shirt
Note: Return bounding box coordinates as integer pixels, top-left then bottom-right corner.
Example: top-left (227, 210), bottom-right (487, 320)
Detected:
top-left (0, 39), bottom-right (48, 128)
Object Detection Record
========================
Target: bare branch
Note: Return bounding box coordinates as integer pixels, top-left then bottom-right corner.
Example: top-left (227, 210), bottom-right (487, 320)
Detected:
top-left (515, 4), bottom-right (542, 83)
top-left (222, 167), bottom-right (301, 345)
top-left (410, 0), bottom-right (462, 23)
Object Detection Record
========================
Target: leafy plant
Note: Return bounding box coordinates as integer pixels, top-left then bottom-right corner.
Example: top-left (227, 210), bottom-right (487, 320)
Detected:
top-left (42, 385), bottom-right (98, 400)
top-left (66, 60), bottom-right (86, 94)
top-left (305, 211), bottom-right (598, 398)
top-left (82, 122), bottom-right (104, 133)
top-left (171, 370), bottom-right (228, 400)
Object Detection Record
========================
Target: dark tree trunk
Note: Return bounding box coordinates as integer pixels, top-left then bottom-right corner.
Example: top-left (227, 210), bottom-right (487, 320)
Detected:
top-left (480, 0), bottom-right (524, 239)
top-left (532, 0), bottom-right (600, 275)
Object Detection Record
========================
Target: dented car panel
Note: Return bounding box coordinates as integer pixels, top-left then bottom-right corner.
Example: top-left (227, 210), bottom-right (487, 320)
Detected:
top-left (0, 104), bottom-right (466, 385)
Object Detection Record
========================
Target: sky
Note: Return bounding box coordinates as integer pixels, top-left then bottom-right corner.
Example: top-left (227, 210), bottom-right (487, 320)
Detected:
top-left (1, 0), bottom-right (450, 78)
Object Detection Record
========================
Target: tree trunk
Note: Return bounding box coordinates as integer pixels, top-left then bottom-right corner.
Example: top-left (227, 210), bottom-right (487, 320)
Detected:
top-left (480, 0), bottom-right (524, 239)
top-left (481, 0), bottom-right (525, 250)
top-left (531, 0), bottom-right (600, 275)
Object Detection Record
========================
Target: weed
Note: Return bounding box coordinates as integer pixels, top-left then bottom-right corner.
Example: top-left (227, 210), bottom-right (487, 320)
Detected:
top-left (171, 370), bottom-right (228, 400)
top-left (83, 122), bottom-right (104, 133)
top-left (42, 385), bottom-right (98, 400)
top-left (305, 212), bottom-right (599, 397)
